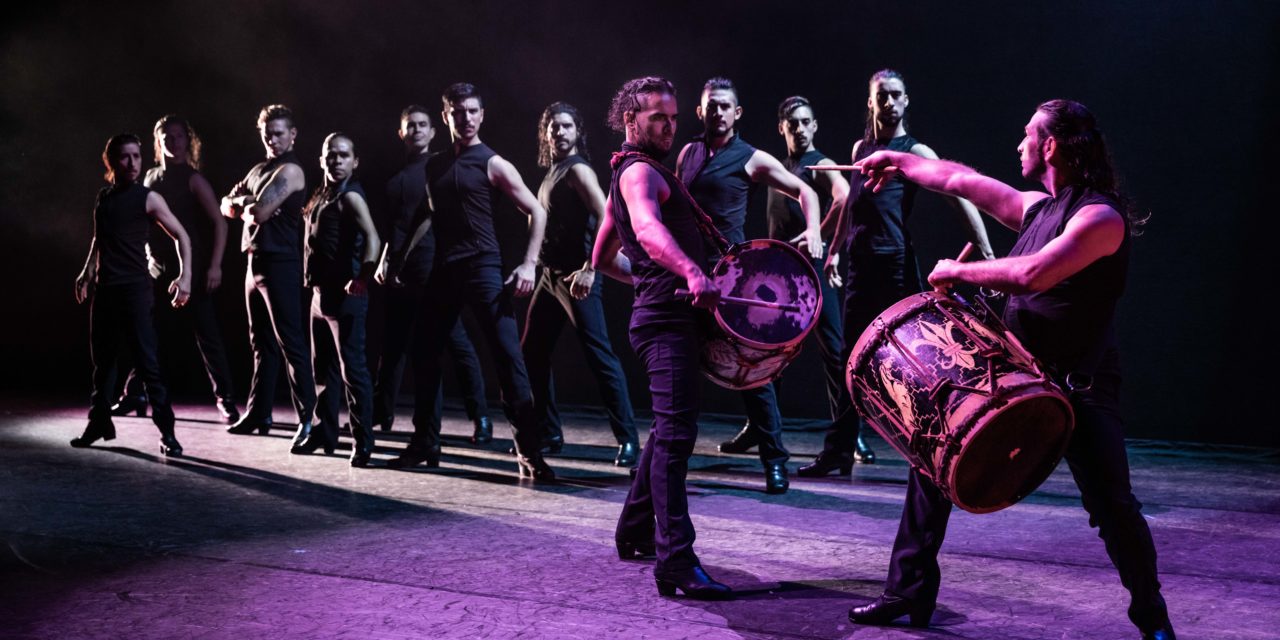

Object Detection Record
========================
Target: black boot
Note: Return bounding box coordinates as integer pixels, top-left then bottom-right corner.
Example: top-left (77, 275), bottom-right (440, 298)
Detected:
top-left (70, 420), bottom-right (116, 448)
top-left (227, 415), bottom-right (272, 435)
top-left (616, 538), bottom-right (656, 560)
top-left (471, 416), bottom-right (493, 445)
top-left (110, 394), bottom-right (148, 418)
top-left (386, 442), bottom-right (440, 469)
top-left (765, 462), bottom-right (789, 494)
top-left (848, 593), bottom-right (933, 627)
top-left (1142, 627), bottom-right (1176, 640)
top-left (516, 453), bottom-right (556, 481)
top-left (718, 421), bottom-right (762, 454)
top-left (349, 421), bottom-right (376, 468)
top-left (290, 422), bottom-right (334, 455)
top-left (854, 434), bottom-right (877, 464)
top-left (655, 566), bottom-right (733, 600)
top-left (158, 423), bottom-right (183, 457)
top-left (615, 440), bottom-right (639, 467)
top-left (216, 399), bottom-right (240, 425)
top-left (797, 450), bottom-right (854, 477)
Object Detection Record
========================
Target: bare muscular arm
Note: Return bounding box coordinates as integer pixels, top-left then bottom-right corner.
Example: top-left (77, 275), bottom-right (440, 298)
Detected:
top-left (489, 155), bottom-right (546, 297)
top-left (243, 163), bottom-right (304, 225)
top-left (146, 191), bottom-right (193, 307)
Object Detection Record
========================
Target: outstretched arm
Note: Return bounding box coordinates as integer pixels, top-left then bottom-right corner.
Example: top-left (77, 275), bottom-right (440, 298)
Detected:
top-left (910, 143), bottom-right (995, 259)
top-left (243, 163), bottom-right (305, 225)
top-left (343, 191), bottom-right (381, 296)
top-left (748, 150), bottom-right (822, 259)
top-left (489, 155), bottom-right (546, 298)
top-left (146, 191), bottom-right (193, 308)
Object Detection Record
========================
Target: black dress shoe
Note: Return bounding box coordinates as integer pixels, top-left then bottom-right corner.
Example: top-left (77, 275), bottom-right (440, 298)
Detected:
top-left (848, 593), bottom-right (933, 627)
top-left (349, 444), bottom-right (374, 468)
top-left (655, 566), bottom-right (733, 600)
top-left (471, 416), bottom-right (493, 445)
top-left (70, 421), bottom-right (116, 448)
top-left (1142, 627), bottom-right (1177, 640)
top-left (159, 434), bottom-right (184, 457)
top-left (718, 422), bottom-right (763, 454)
top-left (765, 463), bottom-right (789, 494)
top-left (227, 416), bottom-right (272, 435)
top-left (386, 444), bottom-right (440, 469)
top-left (615, 441), bottom-right (639, 467)
top-left (216, 399), bottom-right (240, 425)
top-left (110, 395), bottom-right (148, 418)
top-left (516, 454), bottom-right (556, 481)
top-left (854, 435), bottom-right (877, 464)
top-left (797, 451), bottom-right (854, 477)
top-left (543, 435), bottom-right (564, 455)
top-left (290, 422), bottom-right (334, 455)
top-left (616, 539), bottom-right (656, 560)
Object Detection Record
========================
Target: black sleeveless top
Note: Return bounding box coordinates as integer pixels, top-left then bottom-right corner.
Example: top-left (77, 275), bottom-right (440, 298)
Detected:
top-left (678, 134), bottom-right (756, 244)
top-left (426, 142), bottom-right (499, 264)
top-left (538, 155), bottom-right (598, 271)
top-left (1003, 186), bottom-right (1130, 373)
top-left (385, 151), bottom-right (434, 285)
top-left (94, 183), bottom-right (152, 286)
top-left (304, 181), bottom-right (368, 288)
top-left (846, 134), bottom-right (920, 255)
top-left (609, 143), bottom-right (706, 308)
top-left (239, 150), bottom-right (305, 259)
top-left (145, 163), bottom-right (211, 284)
top-left (766, 149), bottom-right (833, 242)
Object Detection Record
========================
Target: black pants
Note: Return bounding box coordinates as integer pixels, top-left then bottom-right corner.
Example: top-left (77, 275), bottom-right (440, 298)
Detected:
top-left (822, 250), bottom-right (923, 455)
top-left (373, 281), bottom-right (488, 427)
top-left (521, 267), bottom-right (636, 445)
top-left (739, 383), bottom-right (789, 465)
top-left (409, 255), bottom-right (537, 453)
top-left (120, 286), bottom-right (235, 405)
top-left (243, 255), bottom-right (316, 424)
top-left (89, 282), bottom-right (174, 432)
top-left (882, 349), bottom-right (1170, 633)
top-left (311, 286), bottom-right (373, 448)
top-left (616, 304), bottom-right (703, 574)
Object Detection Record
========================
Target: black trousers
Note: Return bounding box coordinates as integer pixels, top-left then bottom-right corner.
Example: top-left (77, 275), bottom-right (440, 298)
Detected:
top-left (738, 383), bottom-right (789, 465)
top-left (616, 304), bottom-right (703, 574)
top-left (89, 282), bottom-right (174, 432)
top-left (409, 255), bottom-right (537, 453)
top-left (243, 255), bottom-right (316, 424)
top-left (521, 267), bottom-right (637, 445)
top-left (120, 286), bottom-right (235, 404)
top-left (311, 286), bottom-right (373, 448)
top-left (822, 250), bottom-right (923, 456)
top-left (882, 349), bottom-right (1171, 633)
top-left (373, 281), bottom-right (488, 427)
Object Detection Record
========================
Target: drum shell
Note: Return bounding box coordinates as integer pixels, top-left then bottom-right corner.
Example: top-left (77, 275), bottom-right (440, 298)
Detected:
top-left (847, 292), bottom-right (1074, 514)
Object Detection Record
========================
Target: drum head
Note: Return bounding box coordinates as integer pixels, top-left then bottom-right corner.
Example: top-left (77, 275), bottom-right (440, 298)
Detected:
top-left (711, 240), bottom-right (820, 347)
top-left (949, 392), bottom-right (1074, 514)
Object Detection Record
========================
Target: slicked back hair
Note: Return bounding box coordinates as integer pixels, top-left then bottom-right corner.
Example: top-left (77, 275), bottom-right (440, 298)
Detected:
top-left (442, 83), bottom-right (482, 109)
top-left (258, 104), bottom-right (295, 129)
top-left (400, 104), bottom-right (433, 124)
top-left (702, 76), bottom-right (738, 105)
top-left (777, 95), bottom-right (812, 122)
top-left (1035, 99), bottom-right (1143, 232)
top-left (537, 102), bottom-right (589, 168)
top-left (863, 68), bottom-right (907, 146)
top-left (607, 76), bottom-right (676, 133)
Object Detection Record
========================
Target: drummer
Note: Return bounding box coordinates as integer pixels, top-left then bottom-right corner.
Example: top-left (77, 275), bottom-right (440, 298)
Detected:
top-left (675, 76), bottom-right (824, 495)
top-left (845, 99), bottom-right (1175, 639)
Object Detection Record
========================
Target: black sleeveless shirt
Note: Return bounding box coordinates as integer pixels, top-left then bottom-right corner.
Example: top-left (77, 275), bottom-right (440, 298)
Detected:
top-left (678, 134), bottom-right (757, 244)
top-left (144, 164), bottom-right (211, 283)
top-left (385, 151), bottom-right (435, 285)
top-left (1003, 186), bottom-right (1129, 373)
top-left (304, 181), bottom-right (368, 288)
top-left (609, 143), bottom-right (706, 308)
top-left (239, 150), bottom-right (305, 259)
top-left (766, 148), bottom-right (833, 242)
top-left (426, 143), bottom-right (499, 264)
top-left (94, 182), bottom-right (153, 286)
top-left (538, 155), bottom-right (598, 271)
top-left (846, 134), bottom-right (920, 255)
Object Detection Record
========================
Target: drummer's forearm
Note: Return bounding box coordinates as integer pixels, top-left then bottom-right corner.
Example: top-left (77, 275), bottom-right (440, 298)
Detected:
top-left (635, 224), bottom-right (702, 283)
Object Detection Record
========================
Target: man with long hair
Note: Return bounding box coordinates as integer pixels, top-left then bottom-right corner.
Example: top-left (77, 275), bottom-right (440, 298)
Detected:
top-left (845, 100), bottom-right (1174, 639)
top-left (521, 101), bottom-right (638, 466)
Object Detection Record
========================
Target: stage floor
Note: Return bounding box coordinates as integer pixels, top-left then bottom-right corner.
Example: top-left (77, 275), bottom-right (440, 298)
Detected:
top-left (1, 397), bottom-right (1276, 639)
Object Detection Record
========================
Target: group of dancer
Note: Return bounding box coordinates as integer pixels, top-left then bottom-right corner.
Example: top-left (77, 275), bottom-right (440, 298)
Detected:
top-left (70, 70), bottom-right (1174, 637)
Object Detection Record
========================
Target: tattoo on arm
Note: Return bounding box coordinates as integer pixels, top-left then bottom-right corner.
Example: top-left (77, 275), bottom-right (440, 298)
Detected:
top-left (259, 176), bottom-right (289, 207)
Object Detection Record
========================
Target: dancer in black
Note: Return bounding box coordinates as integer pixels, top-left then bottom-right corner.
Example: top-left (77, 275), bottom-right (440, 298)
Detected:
top-left (800, 69), bottom-right (993, 477)
top-left (373, 105), bottom-right (491, 439)
top-left (73, 134), bottom-right (192, 456)
top-left (846, 100), bottom-right (1175, 640)
top-left (298, 133), bottom-right (381, 467)
top-left (521, 101), bottom-right (638, 467)
top-left (385, 83), bottom-right (553, 480)
top-left (110, 115), bottom-right (238, 425)
top-left (595, 76), bottom-right (731, 600)
top-left (221, 105), bottom-right (317, 453)
top-left (676, 77), bottom-right (824, 495)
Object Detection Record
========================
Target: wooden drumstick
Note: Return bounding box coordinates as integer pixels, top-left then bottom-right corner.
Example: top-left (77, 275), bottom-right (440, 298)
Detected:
top-left (805, 165), bottom-right (858, 171)
top-left (934, 243), bottom-right (978, 294)
top-left (674, 289), bottom-right (802, 313)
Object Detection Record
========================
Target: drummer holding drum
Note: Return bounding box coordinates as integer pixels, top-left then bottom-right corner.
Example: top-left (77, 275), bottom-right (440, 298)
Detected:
top-left (843, 99), bottom-right (1175, 640)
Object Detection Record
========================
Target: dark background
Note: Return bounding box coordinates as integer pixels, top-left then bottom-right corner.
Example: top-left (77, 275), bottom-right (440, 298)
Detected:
top-left (1, 1), bottom-right (1275, 446)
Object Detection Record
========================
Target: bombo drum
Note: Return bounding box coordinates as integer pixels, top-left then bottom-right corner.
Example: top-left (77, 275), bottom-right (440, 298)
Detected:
top-left (848, 291), bottom-right (1074, 514)
top-left (700, 239), bottom-right (821, 390)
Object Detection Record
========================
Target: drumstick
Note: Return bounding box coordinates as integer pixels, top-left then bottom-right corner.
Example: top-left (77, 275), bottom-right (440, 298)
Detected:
top-left (674, 289), bottom-right (802, 313)
top-left (934, 243), bottom-right (978, 294)
top-left (805, 165), bottom-right (859, 171)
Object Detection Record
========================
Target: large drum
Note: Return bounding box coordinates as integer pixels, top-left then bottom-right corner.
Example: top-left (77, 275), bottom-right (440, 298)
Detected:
top-left (700, 239), bottom-right (822, 390)
top-left (847, 291), bottom-right (1074, 513)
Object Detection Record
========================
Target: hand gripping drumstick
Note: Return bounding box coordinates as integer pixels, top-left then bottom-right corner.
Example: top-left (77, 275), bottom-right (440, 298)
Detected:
top-left (934, 242), bottom-right (978, 294)
top-left (674, 289), bottom-right (802, 313)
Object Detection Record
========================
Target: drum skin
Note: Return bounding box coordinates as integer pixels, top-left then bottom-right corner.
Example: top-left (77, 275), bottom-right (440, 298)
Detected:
top-left (848, 291), bottom-right (1074, 514)
top-left (701, 240), bottom-right (821, 390)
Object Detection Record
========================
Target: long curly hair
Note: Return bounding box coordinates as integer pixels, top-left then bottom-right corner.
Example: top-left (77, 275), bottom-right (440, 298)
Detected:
top-left (152, 114), bottom-right (203, 170)
top-left (537, 102), bottom-right (589, 168)
top-left (1035, 99), bottom-right (1146, 233)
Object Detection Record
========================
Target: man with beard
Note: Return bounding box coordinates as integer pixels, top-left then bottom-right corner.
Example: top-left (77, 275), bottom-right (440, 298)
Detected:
top-left (845, 99), bottom-right (1175, 640)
